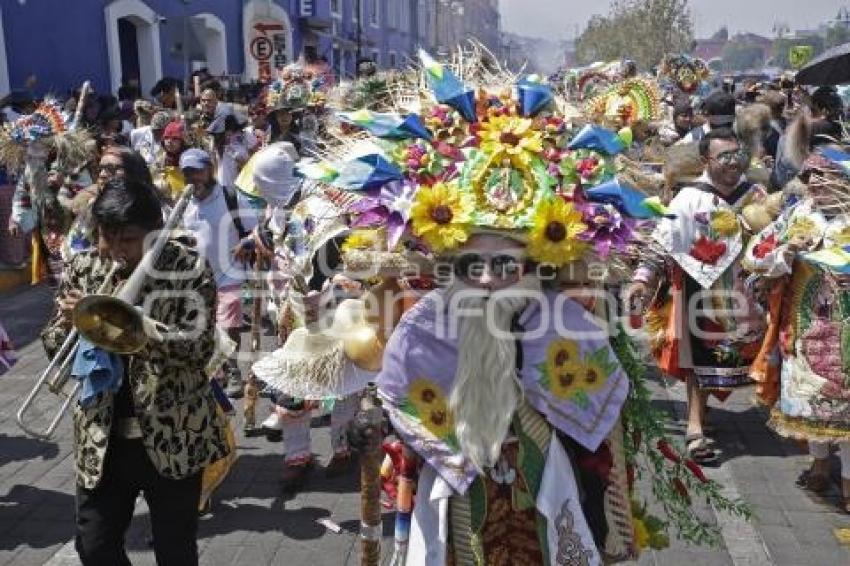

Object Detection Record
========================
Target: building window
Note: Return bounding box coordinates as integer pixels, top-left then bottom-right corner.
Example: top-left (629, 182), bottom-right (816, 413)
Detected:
top-left (369, 0), bottom-right (379, 27)
top-left (352, 0), bottom-right (360, 23)
top-left (331, 0), bottom-right (341, 16)
top-left (389, 51), bottom-right (397, 68)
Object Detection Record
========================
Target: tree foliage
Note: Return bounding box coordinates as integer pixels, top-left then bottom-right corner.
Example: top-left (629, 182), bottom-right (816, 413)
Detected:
top-left (721, 42), bottom-right (765, 71)
top-left (575, 0), bottom-right (694, 70)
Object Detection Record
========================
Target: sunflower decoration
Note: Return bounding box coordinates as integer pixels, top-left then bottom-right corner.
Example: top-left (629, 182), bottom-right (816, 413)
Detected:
top-left (527, 196), bottom-right (589, 266)
top-left (341, 228), bottom-right (387, 253)
top-left (539, 339), bottom-right (584, 400)
top-left (410, 181), bottom-right (474, 252)
top-left (709, 208), bottom-right (740, 237)
top-left (403, 378), bottom-right (456, 443)
top-left (478, 114), bottom-right (545, 172)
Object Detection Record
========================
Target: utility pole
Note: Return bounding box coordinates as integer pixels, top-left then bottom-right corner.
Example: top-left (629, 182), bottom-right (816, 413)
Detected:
top-left (181, 0), bottom-right (191, 91)
top-left (356, 0), bottom-right (363, 63)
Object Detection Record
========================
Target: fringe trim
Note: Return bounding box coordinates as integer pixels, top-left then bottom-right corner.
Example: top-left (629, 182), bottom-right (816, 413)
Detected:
top-left (768, 409), bottom-right (850, 443)
top-left (449, 494), bottom-right (477, 566)
top-left (603, 419), bottom-right (638, 562)
top-left (252, 345), bottom-right (347, 398)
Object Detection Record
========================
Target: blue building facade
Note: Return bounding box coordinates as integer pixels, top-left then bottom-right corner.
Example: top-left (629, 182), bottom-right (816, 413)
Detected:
top-left (0, 0), bottom-right (428, 98)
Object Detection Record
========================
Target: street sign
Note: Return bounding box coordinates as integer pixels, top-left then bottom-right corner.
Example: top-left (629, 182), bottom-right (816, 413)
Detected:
top-left (245, 18), bottom-right (291, 82)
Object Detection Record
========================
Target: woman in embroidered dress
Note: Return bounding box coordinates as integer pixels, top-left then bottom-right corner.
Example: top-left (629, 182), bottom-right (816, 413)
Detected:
top-left (744, 149), bottom-right (850, 511)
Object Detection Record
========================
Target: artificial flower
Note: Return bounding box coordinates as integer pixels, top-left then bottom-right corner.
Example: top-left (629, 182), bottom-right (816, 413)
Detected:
top-left (410, 182), bottom-right (473, 252)
top-left (527, 197), bottom-right (589, 266)
top-left (341, 228), bottom-right (386, 253)
top-left (350, 181), bottom-right (416, 249)
top-left (689, 235), bottom-right (727, 265)
top-left (577, 201), bottom-right (636, 259)
top-left (478, 114), bottom-right (544, 171)
top-left (710, 208), bottom-right (740, 237)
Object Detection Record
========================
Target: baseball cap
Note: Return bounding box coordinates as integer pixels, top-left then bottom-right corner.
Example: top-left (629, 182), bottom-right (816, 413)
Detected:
top-left (179, 148), bottom-right (212, 170)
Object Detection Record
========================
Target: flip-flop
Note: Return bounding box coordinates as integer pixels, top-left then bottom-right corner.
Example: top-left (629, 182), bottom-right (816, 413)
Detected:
top-left (686, 434), bottom-right (718, 464)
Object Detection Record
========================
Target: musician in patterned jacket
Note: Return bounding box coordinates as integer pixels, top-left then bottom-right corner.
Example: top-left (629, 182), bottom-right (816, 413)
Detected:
top-left (41, 177), bottom-right (229, 566)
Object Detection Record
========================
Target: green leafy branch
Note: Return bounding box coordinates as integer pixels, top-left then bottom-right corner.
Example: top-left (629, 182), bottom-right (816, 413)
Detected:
top-left (611, 325), bottom-right (753, 547)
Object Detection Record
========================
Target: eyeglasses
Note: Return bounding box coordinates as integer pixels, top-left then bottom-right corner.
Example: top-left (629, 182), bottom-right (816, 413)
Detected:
top-left (711, 149), bottom-right (750, 166)
top-left (98, 163), bottom-right (125, 175)
top-left (453, 253), bottom-right (528, 280)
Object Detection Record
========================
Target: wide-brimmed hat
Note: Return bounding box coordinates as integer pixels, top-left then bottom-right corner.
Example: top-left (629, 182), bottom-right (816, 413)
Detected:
top-left (251, 298), bottom-right (379, 399)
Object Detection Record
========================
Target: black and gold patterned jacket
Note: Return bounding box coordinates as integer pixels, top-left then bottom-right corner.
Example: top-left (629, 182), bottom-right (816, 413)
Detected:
top-left (42, 240), bottom-right (230, 489)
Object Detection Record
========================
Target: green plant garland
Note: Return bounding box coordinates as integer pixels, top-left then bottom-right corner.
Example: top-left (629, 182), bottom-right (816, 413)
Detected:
top-left (610, 324), bottom-right (753, 547)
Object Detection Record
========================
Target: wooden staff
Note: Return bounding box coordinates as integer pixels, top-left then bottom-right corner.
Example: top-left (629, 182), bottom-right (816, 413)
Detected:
top-left (360, 383), bottom-right (383, 565)
top-left (243, 255), bottom-right (266, 433)
top-left (71, 81), bottom-right (91, 130)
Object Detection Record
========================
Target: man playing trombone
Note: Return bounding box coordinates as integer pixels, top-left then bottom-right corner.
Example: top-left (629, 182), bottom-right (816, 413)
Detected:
top-left (41, 178), bottom-right (229, 566)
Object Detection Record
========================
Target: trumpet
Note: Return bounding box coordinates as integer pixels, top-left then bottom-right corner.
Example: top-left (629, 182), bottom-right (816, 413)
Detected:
top-left (16, 185), bottom-right (196, 439)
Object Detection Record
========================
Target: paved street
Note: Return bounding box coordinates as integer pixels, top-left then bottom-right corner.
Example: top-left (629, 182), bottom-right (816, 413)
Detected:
top-left (1, 283), bottom-right (850, 565)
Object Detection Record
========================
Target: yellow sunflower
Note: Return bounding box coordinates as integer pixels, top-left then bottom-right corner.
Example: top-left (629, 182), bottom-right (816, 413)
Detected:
top-left (543, 339), bottom-right (586, 400)
top-left (479, 115), bottom-right (544, 171)
top-left (710, 208), bottom-right (740, 237)
top-left (408, 378), bottom-right (454, 439)
top-left (408, 378), bottom-right (454, 440)
top-left (785, 216), bottom-right (819, 243)
top-left (527, 197), bottom-right (589, 266)
top-left (410, 182), bottom-right (474, 252)
top-left (341, 228), bottom-right (386, 253)
top-left (581, 355), bottom-right (611, 395)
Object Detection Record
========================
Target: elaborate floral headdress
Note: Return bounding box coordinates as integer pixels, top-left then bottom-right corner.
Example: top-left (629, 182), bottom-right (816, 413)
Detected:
top-left (658, 54), bottom-right (710, 96)
top-left (0, 98), bottom-right (92, 173)
top-left (263, 64), bottom-right (327, 114)
top-left (299, 49), bottom-right (667, 269)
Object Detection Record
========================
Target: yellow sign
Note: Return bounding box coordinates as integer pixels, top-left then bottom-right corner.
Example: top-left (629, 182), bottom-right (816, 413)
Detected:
top-left (789, 45), bottom-right (814, 69)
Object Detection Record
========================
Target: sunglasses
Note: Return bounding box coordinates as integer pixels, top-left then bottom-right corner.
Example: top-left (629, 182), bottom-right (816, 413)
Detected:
top-left (711, 149), bottom-right (750, 166)
top-left (453, 253), bottom-right (529, 280)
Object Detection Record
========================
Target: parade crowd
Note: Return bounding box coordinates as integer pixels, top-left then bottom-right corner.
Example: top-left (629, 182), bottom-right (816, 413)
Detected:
top-left (1, 45), bottom-right (850, 566)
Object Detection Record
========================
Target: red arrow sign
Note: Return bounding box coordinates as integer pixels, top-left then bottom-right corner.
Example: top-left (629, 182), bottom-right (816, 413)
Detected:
top-left (254, 22), bottom-right (284, 35)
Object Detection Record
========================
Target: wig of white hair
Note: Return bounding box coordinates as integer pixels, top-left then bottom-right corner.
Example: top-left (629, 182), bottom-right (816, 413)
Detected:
top-left (447, 274), bottom-right (542, 472)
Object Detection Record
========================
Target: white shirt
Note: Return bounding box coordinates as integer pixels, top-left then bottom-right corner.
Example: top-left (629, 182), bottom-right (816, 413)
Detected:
top-left (182, 184), bottom-right (259, 288)
top-left (217, 131), bottom-right (257, 187)
top-left (130, 126), bottom-right (161, 166)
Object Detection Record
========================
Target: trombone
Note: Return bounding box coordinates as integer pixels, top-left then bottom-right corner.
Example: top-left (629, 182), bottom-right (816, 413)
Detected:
top-left (16, 185), bottom-right (196, 439)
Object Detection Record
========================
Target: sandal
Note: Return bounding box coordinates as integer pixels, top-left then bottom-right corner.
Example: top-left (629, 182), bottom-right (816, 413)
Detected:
top-left (686, 434), bottom-right (718, 464)
top-left (797, 467), bottom-right (830, 493)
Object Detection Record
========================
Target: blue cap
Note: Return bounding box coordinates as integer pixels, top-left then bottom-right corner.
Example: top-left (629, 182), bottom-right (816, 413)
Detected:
top-left (179, 148), bottom-right (212, 170)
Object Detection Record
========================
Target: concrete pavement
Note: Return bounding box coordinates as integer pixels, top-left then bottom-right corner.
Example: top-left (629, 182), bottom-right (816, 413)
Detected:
top-left (1, 283), bottom-right (850, 565)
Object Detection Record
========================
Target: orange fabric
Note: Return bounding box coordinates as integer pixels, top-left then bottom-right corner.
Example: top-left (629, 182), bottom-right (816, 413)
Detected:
top-left (30, 233), bottom-right (46, 285)
top-left (654, 270), bottom-right (689, 380)
top-left (750, 281), bottom-right (785, 407)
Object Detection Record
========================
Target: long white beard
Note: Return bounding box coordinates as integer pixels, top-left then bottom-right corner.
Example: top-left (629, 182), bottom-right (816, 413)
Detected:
top-left (447, 276), bottom-right (542, 472)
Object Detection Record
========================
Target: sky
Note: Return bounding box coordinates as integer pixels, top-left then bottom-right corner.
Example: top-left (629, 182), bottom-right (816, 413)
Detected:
top-left (499, 0), bottom-right (846, 40)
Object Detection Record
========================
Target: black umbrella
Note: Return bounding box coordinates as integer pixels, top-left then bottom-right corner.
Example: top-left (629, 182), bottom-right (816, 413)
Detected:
top-left (796, 42), bottom-right (850, 86)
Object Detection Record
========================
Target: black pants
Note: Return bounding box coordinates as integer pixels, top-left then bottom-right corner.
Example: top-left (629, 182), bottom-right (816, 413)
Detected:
top-left (75, 438), bottom-right (202, 566)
